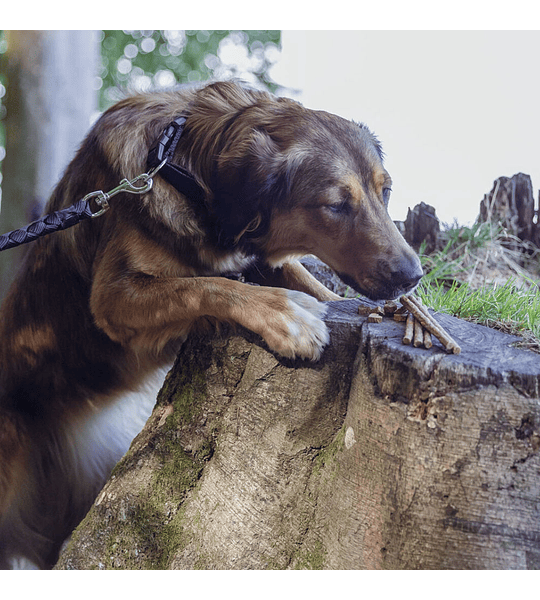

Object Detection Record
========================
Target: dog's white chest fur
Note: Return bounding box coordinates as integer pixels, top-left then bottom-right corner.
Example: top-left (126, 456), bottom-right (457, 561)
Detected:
top-left (65, 365), bottom-right (171, 495)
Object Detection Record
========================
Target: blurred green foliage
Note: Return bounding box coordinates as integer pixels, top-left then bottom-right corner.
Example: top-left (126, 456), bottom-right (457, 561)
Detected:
top-left (99, 30), bottom-right (281, 109)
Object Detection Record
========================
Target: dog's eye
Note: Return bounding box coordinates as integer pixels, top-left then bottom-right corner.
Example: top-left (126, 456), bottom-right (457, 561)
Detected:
top-left (382, 187), bottom-right (392, 205)
top-left (320, 186), bottom-right (353, 216)
top-left (325, 194), bottom-right (351, 215)
top-left (325, 200), bottom-right (351, 215)
top-left (325, 187), bottom-right (353, 215)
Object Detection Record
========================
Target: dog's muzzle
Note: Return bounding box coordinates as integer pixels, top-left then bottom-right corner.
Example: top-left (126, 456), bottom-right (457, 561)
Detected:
top-left (338, 254), bottom-right (423, 301)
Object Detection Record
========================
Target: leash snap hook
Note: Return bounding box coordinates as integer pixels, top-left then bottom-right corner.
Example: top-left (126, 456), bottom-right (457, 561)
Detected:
top-left (110, 173), bottom-right (154, 197)
top-left (84, 190), bottom-right (110, 219)
top-left (86, 164), bottom-right (166, 219)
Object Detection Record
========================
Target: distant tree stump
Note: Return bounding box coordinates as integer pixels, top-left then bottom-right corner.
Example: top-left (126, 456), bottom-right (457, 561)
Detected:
top-left (404, 202), bottom-right (440, 254)
top-left (56, 300), bottom-right (540, 570)
top-left (479, 173), bottom-right (538, 246)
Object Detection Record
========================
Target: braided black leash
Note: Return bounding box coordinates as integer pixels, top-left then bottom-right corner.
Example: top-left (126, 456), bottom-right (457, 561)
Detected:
top-left (0, 114), bottom-right (204, 253)
top-left (0, 166), bottom-right (164, 253)
top-left (0, 199), bottom-right (94, 252)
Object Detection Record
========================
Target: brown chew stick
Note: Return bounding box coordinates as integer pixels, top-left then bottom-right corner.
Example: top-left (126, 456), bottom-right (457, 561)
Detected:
top-left (400, 295), bottom-right (461, 354)
top-left (403, 313), bottom-right (414, 345)
top-left (414, 296), bottom-right (427, 348)
top-left (423, 328), bottom-right (433, 349)
top-left (413, 318), bottom-right (424, 347)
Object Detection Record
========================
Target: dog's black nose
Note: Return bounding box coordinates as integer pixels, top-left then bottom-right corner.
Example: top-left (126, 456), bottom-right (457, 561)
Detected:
top-left (391, 257), bottom-right (423, 293)
top-left (401, 267), bottom-right (423, 292)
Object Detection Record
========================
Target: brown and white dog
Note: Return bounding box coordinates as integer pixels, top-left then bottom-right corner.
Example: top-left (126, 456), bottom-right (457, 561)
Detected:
top-left (0, 81), bottom-right (422, 568)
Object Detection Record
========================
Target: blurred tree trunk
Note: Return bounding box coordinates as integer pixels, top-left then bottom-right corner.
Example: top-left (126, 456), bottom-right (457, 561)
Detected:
top-left (0, 30), bottom-right (99, 299)
top-left (56, 300), bottom-right (540, 570)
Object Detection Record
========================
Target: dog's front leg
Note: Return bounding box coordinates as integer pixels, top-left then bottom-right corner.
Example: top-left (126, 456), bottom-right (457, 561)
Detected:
top-left (90, 272), bottom-right (330, 361)
top-left (244, 259), bottom-right (342, 301)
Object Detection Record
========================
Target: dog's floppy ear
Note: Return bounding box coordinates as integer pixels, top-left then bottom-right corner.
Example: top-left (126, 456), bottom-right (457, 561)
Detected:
top-left (211, 128), bottom-right (294, 247)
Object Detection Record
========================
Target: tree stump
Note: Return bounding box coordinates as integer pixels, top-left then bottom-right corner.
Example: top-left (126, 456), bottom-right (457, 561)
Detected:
top-left (478, 173), bottom-right (538, 246)
top-left (56, 300), bottom-right (540, 569)
top-left (403, 202), bottom-right (441, 254)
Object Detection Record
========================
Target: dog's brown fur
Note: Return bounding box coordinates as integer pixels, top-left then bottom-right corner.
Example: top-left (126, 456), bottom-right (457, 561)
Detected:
top-left (0, 81), bottom-right (422, 568)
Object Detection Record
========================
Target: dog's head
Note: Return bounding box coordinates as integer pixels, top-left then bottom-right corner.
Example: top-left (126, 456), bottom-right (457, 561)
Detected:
top-left (198, 84), bottom-right (422, 301)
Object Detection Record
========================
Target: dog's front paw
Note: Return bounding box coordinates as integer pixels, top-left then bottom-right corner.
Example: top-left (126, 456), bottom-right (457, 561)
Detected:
top-left (265, 290), bottom-right (330, 361)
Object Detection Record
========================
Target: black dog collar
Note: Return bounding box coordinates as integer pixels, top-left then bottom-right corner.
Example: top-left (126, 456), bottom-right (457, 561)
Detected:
top-left (147, 116), bottom-right (206, 201)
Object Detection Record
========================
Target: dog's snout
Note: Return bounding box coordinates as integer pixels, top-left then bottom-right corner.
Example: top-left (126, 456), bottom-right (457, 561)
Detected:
top-left (352, 253), bottom-right (424, 301)
top-left (392, 255), bottom-right (423, 292)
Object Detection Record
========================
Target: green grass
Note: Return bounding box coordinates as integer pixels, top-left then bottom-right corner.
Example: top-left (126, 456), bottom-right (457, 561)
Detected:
top-left (416, 221), bottom-right (540, 351)
top-left (418, 277), bottom-right (540, 340)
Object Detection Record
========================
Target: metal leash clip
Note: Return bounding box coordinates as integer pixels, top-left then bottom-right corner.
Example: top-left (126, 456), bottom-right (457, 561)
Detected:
top-left (86, 159), bottom-right (167, 218)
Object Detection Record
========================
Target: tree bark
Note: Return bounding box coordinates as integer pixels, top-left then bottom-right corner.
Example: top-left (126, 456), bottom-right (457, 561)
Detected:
top-left (478, 173), bottom-right (538, 247)
top-left (56, 300), bottom-right (540, 570)
top-left (0, 30), bottom-right (99, 299)
top-left (403, 202), bottom-right (440, 254)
